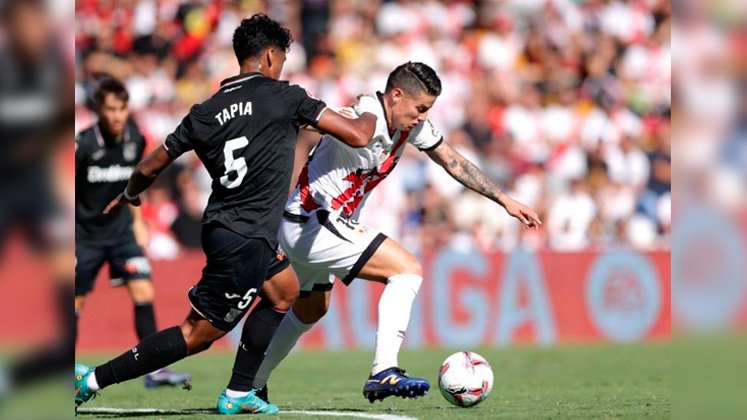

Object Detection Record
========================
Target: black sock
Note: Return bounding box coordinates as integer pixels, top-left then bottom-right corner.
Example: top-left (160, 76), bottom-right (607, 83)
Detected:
top-left (227, 301), bottom-right (285, 391)
top-left (134, 302), bottom-right (157, 340)
top-left (94, 326), bottom-right (187, 389)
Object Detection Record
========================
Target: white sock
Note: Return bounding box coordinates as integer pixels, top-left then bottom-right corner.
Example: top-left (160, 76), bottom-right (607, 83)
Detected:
top-left (226, 389), bottom-right (250, 398)
top-left (371, 273), bottom-right (422, 376)
top-left (253, 308), bottom-right (313, 389)
top-left (86, 371), bottom-right (100, 391)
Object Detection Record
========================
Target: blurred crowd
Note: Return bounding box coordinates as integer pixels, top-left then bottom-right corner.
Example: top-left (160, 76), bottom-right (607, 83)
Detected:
top-left (74, 0), bottom-right (672, 257)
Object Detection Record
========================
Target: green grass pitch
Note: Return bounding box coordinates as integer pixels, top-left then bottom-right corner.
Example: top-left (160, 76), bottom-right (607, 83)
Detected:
top-left (75, 342), bottom-right (669, 419)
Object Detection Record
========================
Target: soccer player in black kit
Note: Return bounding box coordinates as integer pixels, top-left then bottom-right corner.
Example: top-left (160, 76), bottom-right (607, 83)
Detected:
top-left (75, 14), bottom-right (376, 414)
top-left (75, 78), bottom-right (191, 389)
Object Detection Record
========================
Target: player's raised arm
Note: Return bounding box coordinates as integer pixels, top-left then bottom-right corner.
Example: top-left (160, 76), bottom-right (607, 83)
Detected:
top-left (426, 140), bottom-right (542, 229)
top-left (285, 83), bottom-right (376, 148)
top-left (103, 145), bottom-right (174, 214)
top-left (311, 108), bottom-right (377, 148)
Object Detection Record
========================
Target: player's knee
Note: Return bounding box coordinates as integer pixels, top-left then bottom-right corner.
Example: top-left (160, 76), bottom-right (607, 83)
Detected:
top-left (128, 280), bottom-right (154, 303)
top-left (185, 337), bottom-right (213, 355)
top-left (273, 282), bottom-right (299, 312)
top-left (75, 296), bottom-right (86, 312)
top-left (398, 254), bottom-right (423, 277)
top-left (180, 317), bottom-right (224, 355)
top-left (182, 328), bottom-right (217, 355)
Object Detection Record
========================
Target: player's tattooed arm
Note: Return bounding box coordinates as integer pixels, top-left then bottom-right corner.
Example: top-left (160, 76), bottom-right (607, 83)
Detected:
top-left (427, 140), bottom-right (503, 201)
top-left (426, 141), bottom-right (542, 228)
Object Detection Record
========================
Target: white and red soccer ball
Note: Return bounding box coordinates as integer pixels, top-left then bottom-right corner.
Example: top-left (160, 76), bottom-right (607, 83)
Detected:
top-left (437, 351), bottom-right (494, 407)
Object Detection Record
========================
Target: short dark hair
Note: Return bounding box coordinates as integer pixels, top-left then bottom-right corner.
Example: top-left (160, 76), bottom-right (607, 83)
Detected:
top-left (232, 13), bottom-right (293, 64)
top-left (94, 78), bottom-right (129, 108)
top-left (385, 62), bottom-right (442, 97)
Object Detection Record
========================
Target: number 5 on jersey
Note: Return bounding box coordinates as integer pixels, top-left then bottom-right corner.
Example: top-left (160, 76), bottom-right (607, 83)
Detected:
top-left (220, 136), bottom-right (249, 188)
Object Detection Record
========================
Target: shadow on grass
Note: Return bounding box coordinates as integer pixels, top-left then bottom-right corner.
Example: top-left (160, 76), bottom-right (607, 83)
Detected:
top-left (76, 407), bottom-right (216, 417)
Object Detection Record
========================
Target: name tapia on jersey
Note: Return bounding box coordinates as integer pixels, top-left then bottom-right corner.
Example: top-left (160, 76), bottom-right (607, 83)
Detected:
top-left (214, 101), bottom-right (253, 126)
top-left (161, 72), bottom-right (328, 249)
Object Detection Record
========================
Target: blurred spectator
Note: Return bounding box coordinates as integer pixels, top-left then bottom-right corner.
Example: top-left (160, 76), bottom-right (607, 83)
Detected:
top-left (75, 0), bottom-right (671, 255)
top-left (638, 122), bottom-right (671, 222)
top-left (547, 178), bottom-right (597, 251)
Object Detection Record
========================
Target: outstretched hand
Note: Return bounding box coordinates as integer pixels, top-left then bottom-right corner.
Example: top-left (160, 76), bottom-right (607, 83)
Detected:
top-left (103, 193), bottom-right (141, 215)
top-left (500, 195), bottom-right (542, 229)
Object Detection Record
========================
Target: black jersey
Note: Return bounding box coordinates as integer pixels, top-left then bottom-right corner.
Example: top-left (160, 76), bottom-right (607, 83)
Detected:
top-left (163, 72), bottom-right (326, 247)
top-left (75, 120), bottom-right (147, 246)
top-left (0, 44), bottom-right (68, 186)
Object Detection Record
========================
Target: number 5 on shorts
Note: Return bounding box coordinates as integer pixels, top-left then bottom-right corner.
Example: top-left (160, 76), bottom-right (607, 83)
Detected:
top-left (238, 288), bottom-right (257, 310)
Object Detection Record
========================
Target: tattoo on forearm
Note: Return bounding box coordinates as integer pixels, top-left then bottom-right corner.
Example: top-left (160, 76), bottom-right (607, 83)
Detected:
top-left (445, 150), bottom-right (502, 202)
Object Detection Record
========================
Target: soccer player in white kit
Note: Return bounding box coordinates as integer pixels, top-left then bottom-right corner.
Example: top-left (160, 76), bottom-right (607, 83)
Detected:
top-left (253, 62), bottom-right (541, 403)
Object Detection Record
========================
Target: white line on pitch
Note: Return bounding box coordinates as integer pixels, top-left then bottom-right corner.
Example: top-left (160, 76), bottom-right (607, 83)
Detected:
top-left (78, 407), bottom-right (417, 420)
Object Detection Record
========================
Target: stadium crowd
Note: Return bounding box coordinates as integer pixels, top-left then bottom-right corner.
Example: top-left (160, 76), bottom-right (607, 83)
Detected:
top-left (74, 0), bottom-right (671, 258)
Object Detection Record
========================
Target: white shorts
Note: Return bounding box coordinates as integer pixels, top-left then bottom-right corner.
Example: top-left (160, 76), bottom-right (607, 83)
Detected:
top-left (278, 209), bottom-right (387, 294)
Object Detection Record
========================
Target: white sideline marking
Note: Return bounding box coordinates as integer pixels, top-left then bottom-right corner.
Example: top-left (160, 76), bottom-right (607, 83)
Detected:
top-left (78, 407), bottom-right (417, 420)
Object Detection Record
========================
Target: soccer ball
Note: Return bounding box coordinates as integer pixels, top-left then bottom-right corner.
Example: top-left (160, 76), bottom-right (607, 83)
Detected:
top-left (437, 351), bottom-right (494, 407)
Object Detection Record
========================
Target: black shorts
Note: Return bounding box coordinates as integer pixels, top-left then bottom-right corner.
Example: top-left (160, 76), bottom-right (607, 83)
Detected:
top-left (0, 178), bottom-right (68, 252)
top-left (187, 223), bottom-right (275, 332)
top-left (75, 235), bottom-right (151, 296)
top-left (266, 244), bottom-right (291, 279)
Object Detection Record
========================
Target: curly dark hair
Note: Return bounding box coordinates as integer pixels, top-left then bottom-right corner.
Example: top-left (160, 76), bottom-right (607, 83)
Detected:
top-left (385, 62), bottom-right (442, 97)
top-left (232, 13), bottom-right (293, 64)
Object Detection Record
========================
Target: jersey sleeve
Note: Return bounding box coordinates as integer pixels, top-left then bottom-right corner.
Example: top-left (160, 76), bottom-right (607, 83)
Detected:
top-left (408, 119), bottom-right (443, 151)
top-left (351, 95), bottom-right (379, 116)
top-left (163, 111), bottom-right (195, 159)
top-left (283, 85), bottom-right (328, 126)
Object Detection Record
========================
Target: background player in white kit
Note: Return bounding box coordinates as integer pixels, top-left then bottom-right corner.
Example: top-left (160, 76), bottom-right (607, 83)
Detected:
top-left (250, 62), bottom-right (541, 404)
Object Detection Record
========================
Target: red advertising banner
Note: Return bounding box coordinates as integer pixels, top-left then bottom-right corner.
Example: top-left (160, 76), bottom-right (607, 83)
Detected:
top-left (5, 248), bottom-right (672, 352)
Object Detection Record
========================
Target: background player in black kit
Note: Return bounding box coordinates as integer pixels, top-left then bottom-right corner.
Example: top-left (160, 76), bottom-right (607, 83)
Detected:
top-left (75, 14), bottom-right (376, 414)
top-left (75, 78), bottom-right (191, 389)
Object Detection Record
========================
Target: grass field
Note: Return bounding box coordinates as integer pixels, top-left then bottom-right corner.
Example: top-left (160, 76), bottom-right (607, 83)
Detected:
top-left (73, 342), bottom-right (669, 419)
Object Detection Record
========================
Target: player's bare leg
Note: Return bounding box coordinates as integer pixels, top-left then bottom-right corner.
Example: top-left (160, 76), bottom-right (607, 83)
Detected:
top-left (251, 289), bottom-right (329, 399)
top-left (254, 238), bottom-right (427, 402)
top-left (353, 239), bottom-right (429, 402)
top-left (292, 289), bottom-right (331, 324)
